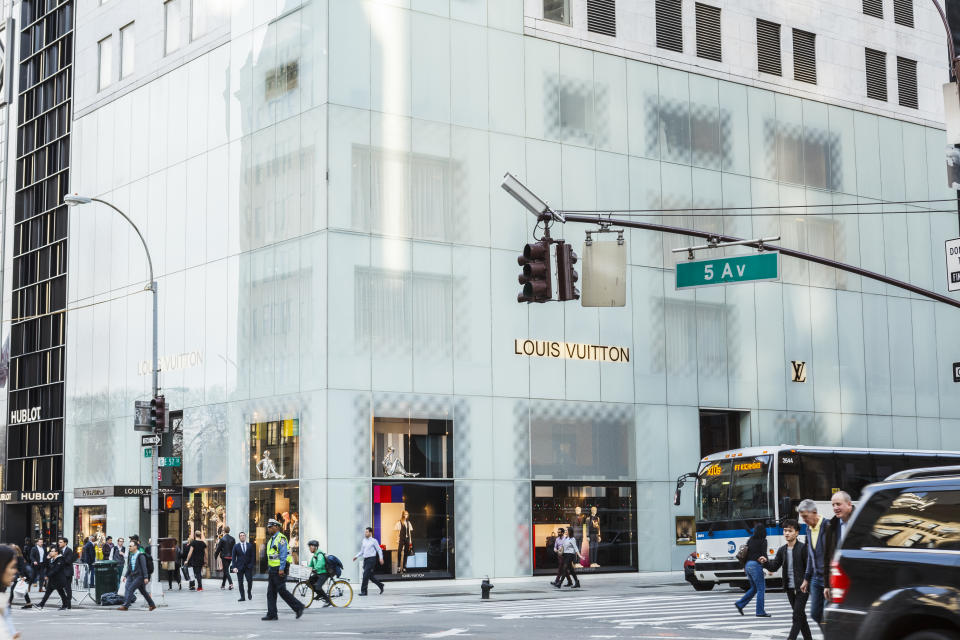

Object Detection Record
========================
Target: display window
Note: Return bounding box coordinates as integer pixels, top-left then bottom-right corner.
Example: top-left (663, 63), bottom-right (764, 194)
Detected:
top-left (373, 418), bottom-right (452, 479)
top-left (249, 483), bottom-right (300, 575)
top-left (250, 419), bottom-right (300, 481)
top-left (531, 482), bottom-right (637, 575)
top-left (73, 505), bottom-right (106, 549)
top-left (372, 481), bottom-right (453, 580)
top-left (184, 487), bottom-right (226, 578)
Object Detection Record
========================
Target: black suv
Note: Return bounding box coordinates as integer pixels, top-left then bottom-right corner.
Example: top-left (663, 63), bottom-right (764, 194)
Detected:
top-left (824, 466), bottom-right (960, 640)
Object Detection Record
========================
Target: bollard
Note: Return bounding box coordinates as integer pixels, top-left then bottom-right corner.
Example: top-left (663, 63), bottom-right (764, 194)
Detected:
top-left (481, 577), bottom-right (493, 600)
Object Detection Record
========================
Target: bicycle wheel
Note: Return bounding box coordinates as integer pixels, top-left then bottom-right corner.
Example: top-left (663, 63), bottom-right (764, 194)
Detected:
top-left (326, 579), bottom-right (354, 607)
top-left (292, 581), bottom-right (315, 608)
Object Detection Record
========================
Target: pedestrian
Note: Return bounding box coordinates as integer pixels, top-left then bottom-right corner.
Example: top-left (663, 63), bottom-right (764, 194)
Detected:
top-left (118, 540), bottom-right (156, 611)
top-left (8, 546), bottom-right (31, 610)
top-left (164, 542), bottom-right (182, 591)
top-left (734, 524), bottom-right (770, 617)
top-left (305, 540), bottom-right (333, 606)
top-left (822, 491), bottom-right (854, 590)
top-left (763, 519), bottom-right (812, 640)
top-left (798, 499), bottom-right (827, 625)
top-left (55, 538), bottom-right (74, 605)
top-left (27, 539), bottom-right (45, 593)
top-left (36, 547), bottom-right (70, 610)
top-left (261, 518), bottom-right (303, 621)
top-left (550, 527), bottom-right (566, 587)
top-left (558, 526), bottom-right (581, 589)
top-left (231, 532), bottom-right (255, 601)
top-left (185, 532), bottom-right (207, 591)
top-left (215, 526), bottom-right (236, 591)
top-left (80, 536), bottom-right (95, 589)
top-left (0, 544), bottom-right (22, 639)
top-left (114, 538), bottom-right (126, 584)
top-left (102, 537), bottom-right (115, 568)
top-left (352, 527), bottom-right (384, 596)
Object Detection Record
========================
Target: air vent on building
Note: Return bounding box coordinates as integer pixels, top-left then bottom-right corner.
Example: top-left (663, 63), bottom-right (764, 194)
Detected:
top-left (695, 3), bottom-right (721, 62)
top-left (656, 0), bottom-right (683, 53)
top-left (792, 29), bottom-right (817, 84)
top-left (756, 19), bottom-right (781, 76)
top-left (587, 0), bottom-right (616, 37)
top-left (865, 48), bottom-right (888, 101)
top-left (897, 56), bottom-right (918, 108)
top-left (863, 0), bottom-right (883, 19)
top-left (893, 0), bottom-right (914, 27)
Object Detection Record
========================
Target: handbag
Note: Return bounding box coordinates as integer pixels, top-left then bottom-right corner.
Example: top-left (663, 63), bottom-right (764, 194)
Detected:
top-left (13, 580), bottom-right (27, 597)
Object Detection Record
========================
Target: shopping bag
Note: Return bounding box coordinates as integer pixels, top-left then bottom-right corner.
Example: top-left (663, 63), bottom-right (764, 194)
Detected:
top-left (180, 566), bottom-right (194, 582)
top-left (13, 580), bottom-right (27, 598)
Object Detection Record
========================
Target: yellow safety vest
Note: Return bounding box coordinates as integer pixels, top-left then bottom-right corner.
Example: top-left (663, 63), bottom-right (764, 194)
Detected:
top-left (267, 533), bottom-right (291, 568)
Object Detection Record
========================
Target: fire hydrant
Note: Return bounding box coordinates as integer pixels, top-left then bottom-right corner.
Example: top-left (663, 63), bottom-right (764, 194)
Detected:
top-left (481, 577), bottom-right (493, 600)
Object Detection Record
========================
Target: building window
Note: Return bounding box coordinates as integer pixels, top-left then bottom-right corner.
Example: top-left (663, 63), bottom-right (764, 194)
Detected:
top-left (543, 0), bottom-right (569, 25)
top-left (699, 410), bottom-right (742, 458)
top-left (372, 481), bottom-right (453, 579)
top-left (191, 0), bottom-right (227, 41)
top-left (120, 23), bottom-right (135, 78)
top-left (655, 0), bottom-right (683, 53)
top-left (97, 35), bottom-right (112, 90)
top-left (373, 418), bottom-right (452, 480)
top-left (756, 19), bottom-right (782, 76)
top-left (897, 56), bottom-right (918, 108)
top-left (587, 0), bottom-right (616, 37)
top-left (73, 505), bottom-right (106, 549)
top-left (694, 3), bottom-right (721, 62)
top-left (865, 47), bottom-right (888, 101)
top-left (893, 0), bottom-right (914, 27)
top-left (249, 484), bottom-right (300, 574)
top-left (863, 0), bottom-right (883, 19)
top-left (792, 28), bottom-right (817, 84)
top-left (249, 419), bottom-right (300, 481)
top-left (165, 0), bottom-right (181, 54)
top-left (264, 61), bottom-right (299, 100)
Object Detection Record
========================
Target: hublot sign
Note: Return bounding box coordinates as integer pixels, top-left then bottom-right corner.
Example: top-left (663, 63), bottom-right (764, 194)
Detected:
top-left (9, 406), bottom-right (41, 424)
top-left (0, 491), bottom-right (61, 503)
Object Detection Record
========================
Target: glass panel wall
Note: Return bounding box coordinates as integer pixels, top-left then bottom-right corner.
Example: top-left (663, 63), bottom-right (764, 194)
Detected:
top-left (73, 505), bottom-right (106, 549)
top-left (372, 481), bottom-right (454, 579)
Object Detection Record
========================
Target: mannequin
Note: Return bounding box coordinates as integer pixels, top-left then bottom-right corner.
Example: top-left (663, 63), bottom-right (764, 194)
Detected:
top-left (587, 506), bottom-right (601, 567)
top-left (382, 447), bottom-right (419, 477)
top-left (256, 450), bottom-right (285, 479)
top-left (570, 507), bottom-right (587, 567)
top-left (395, 510), bottom-right (414, 573)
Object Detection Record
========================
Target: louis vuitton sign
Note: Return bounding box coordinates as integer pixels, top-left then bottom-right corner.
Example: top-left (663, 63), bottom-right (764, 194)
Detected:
top-left (513, 339), bottom-right (630, 363)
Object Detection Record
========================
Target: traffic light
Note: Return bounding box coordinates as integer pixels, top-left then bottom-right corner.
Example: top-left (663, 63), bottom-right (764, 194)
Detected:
top-left (150, 395), bottom-right (166, 433)
top-left (555, 241), bottom-right (580, 302)
top-left (517, 240), bottom-right (552, 303)
top-left (161, 494), bottom-right (182, 511)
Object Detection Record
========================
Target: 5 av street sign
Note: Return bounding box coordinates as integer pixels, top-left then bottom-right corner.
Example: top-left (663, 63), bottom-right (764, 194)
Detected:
top-left (676, 252), bottom-right (779, 290)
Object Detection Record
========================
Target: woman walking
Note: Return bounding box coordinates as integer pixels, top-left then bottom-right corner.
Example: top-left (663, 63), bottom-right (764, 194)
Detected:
top-left (555, 527), bottom-right (581, 589)
top-left (735, 524), bottom-right (771, 617)
top-left (7, 547), bottom-right (30, 609)
top-left (0, 544), bottom-right (22, 639)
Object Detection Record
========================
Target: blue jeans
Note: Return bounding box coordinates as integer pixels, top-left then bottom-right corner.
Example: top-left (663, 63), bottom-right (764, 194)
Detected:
top-left (736, 561), bottom-right (767, 615)
top-left (809, 575), bottom-right (825, 624)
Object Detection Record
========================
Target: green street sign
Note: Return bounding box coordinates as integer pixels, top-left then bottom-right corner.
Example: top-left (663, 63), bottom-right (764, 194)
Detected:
top-left (143, 447), bottom-right (152, 458)
top-left (158, 457), bottom-right (181, 467)
top-left (676, 252), bottom-right (779, 290)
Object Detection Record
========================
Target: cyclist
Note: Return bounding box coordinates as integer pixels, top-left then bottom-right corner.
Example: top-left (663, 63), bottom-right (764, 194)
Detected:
top-left (306, 540), bottom-right (333, 607)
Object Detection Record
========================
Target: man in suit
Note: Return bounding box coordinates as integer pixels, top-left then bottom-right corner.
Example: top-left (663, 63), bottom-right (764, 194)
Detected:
top-left (215, 526), bottom-right (236, 590)
top-left (57, 537), bottom-right (75, 603)
top-left (81, 536), bottom-right (96, 588)
top-left (36, 547), bottom-right (72, 610)
top-left (763, 519), bottom-right (812, 640)
top-left (28, 539), bottom-right (47, 592)
top-left (119, 540), bottom-right (156, 611)
top-left (822, 491), bottom-right (855, 586)
top-left (231, 531), bottom-right (255, 601)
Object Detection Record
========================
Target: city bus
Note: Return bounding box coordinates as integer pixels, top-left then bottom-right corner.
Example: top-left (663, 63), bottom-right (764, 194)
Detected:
top-left (680, 445), bottom-right (960, 591)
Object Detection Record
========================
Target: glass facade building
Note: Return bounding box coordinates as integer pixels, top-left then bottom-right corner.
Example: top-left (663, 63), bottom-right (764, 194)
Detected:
top-left (38, 0), bottom-right (960, 580)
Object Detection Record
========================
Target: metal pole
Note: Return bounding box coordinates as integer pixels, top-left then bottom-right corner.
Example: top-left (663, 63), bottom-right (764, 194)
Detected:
top-left (87, 198), bottom-right (163, 604)
top-left (561, 213), bottom-right (960, 310)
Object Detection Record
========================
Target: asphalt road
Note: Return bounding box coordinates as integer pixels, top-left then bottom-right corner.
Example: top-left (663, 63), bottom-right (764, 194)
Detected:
top-left (14, 573), bottom-right (825, 639)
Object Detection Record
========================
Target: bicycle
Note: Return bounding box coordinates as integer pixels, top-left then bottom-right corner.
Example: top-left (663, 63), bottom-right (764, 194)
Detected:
top-left (292, 572), bottom-right (353, 608)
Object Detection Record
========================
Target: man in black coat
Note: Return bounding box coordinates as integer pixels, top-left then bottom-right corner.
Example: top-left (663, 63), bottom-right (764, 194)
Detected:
top-left (822, 491), bottom-right (855, 586)
top-left (215, 526), bottom-right (236, 590)
top-left (28, 538), bottom-right (47, 592)
top-left (57, 537), bottom-right (75, 602)
top-left (37, 547), bottom-right (72, 609)
top-left (763, 519), bottom-right (812, 640)
top-left (230, 531), bottom-right (256, 601)
top-left (81, 536), bottom-right (96, 588)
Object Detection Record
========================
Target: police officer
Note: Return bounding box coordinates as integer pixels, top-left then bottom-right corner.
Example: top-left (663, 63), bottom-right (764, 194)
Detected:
top-left (262, 518), bottom-right (304, 621)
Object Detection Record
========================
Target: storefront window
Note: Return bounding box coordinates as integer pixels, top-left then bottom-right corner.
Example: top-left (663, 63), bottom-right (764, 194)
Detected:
top-left (74, 505), bottom-right (106, 549)
top-left (531, 482), bottom-right (637, 575)
top-left (372, 481), bottom-right (453, 579)
top-left (373, 418), bottom-right (452, 479)
top-left (183, 487), bottom-right (225, 578)
top-left (249, 483), bottom-right (300, 575)
top-left (250, 419), bottom-right (300, 481)
top-left (530, 408), bottom-right (634, 480)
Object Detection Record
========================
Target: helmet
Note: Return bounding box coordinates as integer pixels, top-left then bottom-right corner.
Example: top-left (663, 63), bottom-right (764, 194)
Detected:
top-left (266, 519), bottom-right (282, 528)
top-left (308, 540), bottom-right (319, 547)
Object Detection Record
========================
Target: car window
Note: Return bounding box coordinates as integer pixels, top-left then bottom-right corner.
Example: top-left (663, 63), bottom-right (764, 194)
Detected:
top-left (845, 486), bottom-right (960, 551)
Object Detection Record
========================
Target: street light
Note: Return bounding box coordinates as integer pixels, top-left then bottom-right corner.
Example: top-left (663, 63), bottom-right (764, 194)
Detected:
top-left (501, 173), bottom-right (566, 223)
top-left (64, 193), bottom-right (163, 604)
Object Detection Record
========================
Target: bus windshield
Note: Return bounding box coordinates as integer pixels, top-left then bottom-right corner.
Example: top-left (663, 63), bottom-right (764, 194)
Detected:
top-left (697, 456), bottom-right (772, 523)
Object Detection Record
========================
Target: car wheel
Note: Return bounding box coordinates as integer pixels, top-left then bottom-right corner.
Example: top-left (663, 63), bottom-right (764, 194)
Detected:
top-left (903, 632), bottom-right (960, 640)
top-left (692, 582), bottom-right (714, 591)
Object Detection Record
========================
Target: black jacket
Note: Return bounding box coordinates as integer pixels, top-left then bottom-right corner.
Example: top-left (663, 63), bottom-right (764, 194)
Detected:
top-left (46, 555), bottom-right (71, 588)
top-left (231, 541), bottom-right (256, 572)
top-left (81, 541), bottom-right (96, 565)
top-left (28, 545), bottom-right (46, 567)
top-left (215, 534), bottom-right (236, 561)
top-left (822, 512), bottom-right (852, 573)
top-left (745, 536), bottom-right (767, 563)
top-left (765, 540), bottom-right (808, 590)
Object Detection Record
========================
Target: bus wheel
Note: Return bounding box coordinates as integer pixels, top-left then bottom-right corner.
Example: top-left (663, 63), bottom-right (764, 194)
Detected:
top-left (692, 581), bottom-right (714, 591)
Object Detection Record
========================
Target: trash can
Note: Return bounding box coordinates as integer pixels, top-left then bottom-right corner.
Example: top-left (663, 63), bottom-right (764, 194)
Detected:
top-left (94, 560), bottom-right (119, 604)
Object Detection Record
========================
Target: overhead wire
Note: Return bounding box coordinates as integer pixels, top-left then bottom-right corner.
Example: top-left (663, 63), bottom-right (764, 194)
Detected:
top-left (5, 286), bottom-right (149, 324)
top-left (557, 197), bottom-right (958, 217)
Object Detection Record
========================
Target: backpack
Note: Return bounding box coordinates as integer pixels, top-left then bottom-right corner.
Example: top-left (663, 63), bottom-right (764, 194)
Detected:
top-left (325, 554), bottom-right (343, 578)
top-left (101, 592), bottom-right (128, 606)
top-left (736, 544), bottom-right (748, 566)
top-left (143, 552), bottom-right (155, 576)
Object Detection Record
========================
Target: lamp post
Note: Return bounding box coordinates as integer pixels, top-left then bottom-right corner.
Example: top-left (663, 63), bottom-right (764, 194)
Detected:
top-left (64, 194), bottom-right (162, 603)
